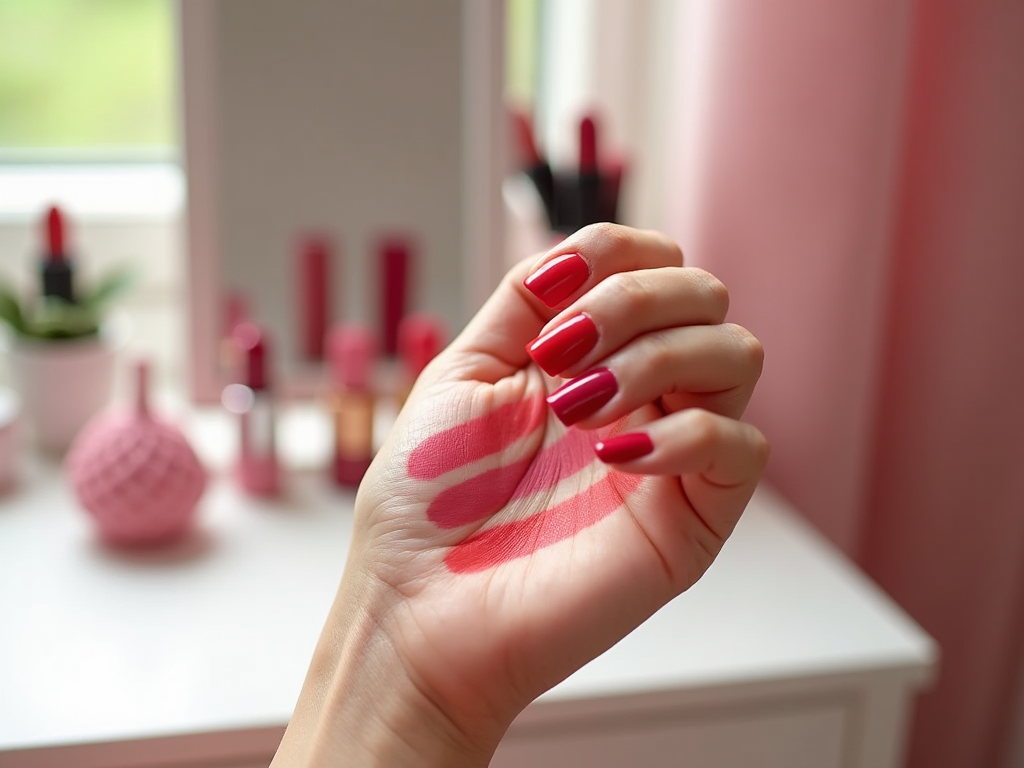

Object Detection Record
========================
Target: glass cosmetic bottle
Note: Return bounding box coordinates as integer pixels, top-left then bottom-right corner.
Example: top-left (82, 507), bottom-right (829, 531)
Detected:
top-left (224, 322), bottom-right (279, 497)
top-left (326, 324), bottom-right (377, 488)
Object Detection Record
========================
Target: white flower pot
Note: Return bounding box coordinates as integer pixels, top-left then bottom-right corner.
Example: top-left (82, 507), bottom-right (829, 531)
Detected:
top-left (4, 325), bottom-right (125, 454)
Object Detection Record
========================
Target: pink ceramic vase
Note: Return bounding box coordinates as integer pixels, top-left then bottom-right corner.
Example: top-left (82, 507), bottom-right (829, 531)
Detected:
top-left (66, 361), bottom-right (207, 547)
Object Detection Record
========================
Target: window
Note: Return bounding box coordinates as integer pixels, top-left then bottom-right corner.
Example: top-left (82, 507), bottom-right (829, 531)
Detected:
top-left (0, 0), bottom-right (176, 156)
top-left (0, 0), bottom-right (184, 389)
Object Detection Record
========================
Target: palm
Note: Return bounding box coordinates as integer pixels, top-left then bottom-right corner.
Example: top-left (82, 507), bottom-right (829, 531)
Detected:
top-left (355, 360), bottom-right (711, 724)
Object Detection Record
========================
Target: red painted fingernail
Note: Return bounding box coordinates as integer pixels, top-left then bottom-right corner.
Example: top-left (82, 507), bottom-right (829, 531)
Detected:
top-left (523, 253), bottom-right (589, 307)
top-left (594, 432), bottom-right (654, 464)
top-left (546, 367), bottom-right (617, 426)
top-left (526, 313), bottom-right (599, 376)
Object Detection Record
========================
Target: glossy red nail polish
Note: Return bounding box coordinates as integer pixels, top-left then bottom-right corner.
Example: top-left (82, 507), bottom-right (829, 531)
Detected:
top-left (546, 367), bottom-right (617, 426)
top-left (523, 253), bottom-right (589, 307)
top-left (594, 432), bottom-right (654, 464)
top-left (527, 313), bottom-right (599, 376)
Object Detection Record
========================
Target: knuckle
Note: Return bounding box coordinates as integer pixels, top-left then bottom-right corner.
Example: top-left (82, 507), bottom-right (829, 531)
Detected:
top-left (689, 269), bottom-right (730, 319)
top-left (643, 229), bottom-right (685, 266)
top-left (682, 409), bottom-right (721, 448)
top-left (581, 222), bottom-right (629, 251)
top-left (727, 324), bottom-right (765, 376)
top-left (646, 331), bottom-right (678, 372)
top-left (602, 270), bottom-right (653, 314)
top-left (752, 428), bottom-right (772, 468)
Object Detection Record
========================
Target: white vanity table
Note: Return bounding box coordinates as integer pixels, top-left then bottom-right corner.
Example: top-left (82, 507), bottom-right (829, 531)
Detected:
top-left (0, 407), bottom-right (936, 768)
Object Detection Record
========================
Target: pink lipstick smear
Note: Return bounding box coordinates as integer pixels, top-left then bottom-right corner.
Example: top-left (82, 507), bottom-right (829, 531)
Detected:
top-left (444, 471), bottom-right (643, 573)
top-left (407, 396), bottom-right (546, 480)
top-left (404, 395), bottom-right (645, 572)
top-left (426, 425), bottom-right (597, 529)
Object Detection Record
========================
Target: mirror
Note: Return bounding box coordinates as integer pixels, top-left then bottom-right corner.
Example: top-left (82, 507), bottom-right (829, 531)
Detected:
top-left (180, 0), bottom-right (506, 402)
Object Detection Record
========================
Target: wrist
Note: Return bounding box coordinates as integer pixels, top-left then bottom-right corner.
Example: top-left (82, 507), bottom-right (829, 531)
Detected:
top-left (272, 567), bottom-right (502, 768)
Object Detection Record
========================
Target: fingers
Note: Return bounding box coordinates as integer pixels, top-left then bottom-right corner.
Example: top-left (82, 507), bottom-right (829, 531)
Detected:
top-left (446, 224), bottom-right (686, 384)
top-left (521, 224), bottom-right (684, 314)
top-left (544, 323), bottom-right (764, 427)
top-left (596, 409), bottom-right (770, 540)
top-left (526, 267), bottom-right (729, 379)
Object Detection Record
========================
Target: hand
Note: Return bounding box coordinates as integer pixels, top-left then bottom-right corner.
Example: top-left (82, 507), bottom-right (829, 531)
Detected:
top-left (273, 224), bottom-right (768, 767)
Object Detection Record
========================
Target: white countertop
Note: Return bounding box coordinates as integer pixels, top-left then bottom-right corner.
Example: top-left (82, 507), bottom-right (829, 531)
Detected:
top-left (0, 410), bottom-right (936, 766)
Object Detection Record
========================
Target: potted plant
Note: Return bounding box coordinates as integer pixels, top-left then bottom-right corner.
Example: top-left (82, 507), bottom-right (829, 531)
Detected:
top-left (0, 220), bottom-right (133, 454)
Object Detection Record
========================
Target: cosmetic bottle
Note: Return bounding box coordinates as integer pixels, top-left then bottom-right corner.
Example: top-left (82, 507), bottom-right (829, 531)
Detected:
top-left (219, 292), bottom-right (248, 380)
top-left (40, 206), bottom-right (75, 303)
top-left (326, 324), bottom-right (377, 488)
top-left (226, 322), bottom-right (279, 496)
top-left (379, 237), bottom-right (411, 358)
top-left (396, 313), bottom-right (445, 409)
top-left (297, 235), bottom-right (332, 362)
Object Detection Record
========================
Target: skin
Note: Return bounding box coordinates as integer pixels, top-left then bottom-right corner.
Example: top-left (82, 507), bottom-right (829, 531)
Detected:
top-left (270, 224), bottom-right (769, 767)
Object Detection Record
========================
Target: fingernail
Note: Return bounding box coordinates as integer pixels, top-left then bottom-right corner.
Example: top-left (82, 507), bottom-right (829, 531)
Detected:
top-left (526, 313), bottom-right (599, 376)
top-left (594, 432), bottom-right (654, 464)
top-left (546, 367), bottom-right (617, 426)
top-left (523, 253), bottom-right (589, 307)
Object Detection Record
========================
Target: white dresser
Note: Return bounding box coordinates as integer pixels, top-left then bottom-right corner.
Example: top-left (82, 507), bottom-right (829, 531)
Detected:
top-left (0, 413), bottom-right (935, 768)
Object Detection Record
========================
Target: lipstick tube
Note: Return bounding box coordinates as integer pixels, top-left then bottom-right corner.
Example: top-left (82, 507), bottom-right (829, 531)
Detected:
top-left (40, 206), bottom-right (75, 303)
top-left (379, 237), bottom-right (411, 358)
top-left (396, 313), bottom-right (445, 409)
top-left (511, 108), bottom-right (556, 229)
top-left (326, 324), bottom-right (377, 487)
top-left (297, 235), bottom-right (332, 362)
top-left (219, 291), bottom-right (248, 380)
top-left (577, 114), bottom-right (602, 227)
top-left (229, 322), bottom-right (279, 496)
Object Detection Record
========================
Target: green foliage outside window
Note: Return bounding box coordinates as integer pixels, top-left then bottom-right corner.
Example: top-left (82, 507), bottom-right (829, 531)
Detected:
top-left (0, 0), bottom-right (175, 153)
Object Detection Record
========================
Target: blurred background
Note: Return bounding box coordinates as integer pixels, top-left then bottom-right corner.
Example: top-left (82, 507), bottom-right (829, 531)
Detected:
top-left (1, 2), bottom-right (1023, 768)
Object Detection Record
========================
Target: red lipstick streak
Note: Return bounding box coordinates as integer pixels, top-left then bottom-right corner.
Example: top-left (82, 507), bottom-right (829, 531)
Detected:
top-left (407, 395), bottom-right (546, 480)
top-left (444, 471), bottom-right (643, 573)
top-left (426, 426), bottom-right (597, 528)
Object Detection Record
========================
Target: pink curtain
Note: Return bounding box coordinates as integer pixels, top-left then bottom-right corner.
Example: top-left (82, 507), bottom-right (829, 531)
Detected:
top-left (663, 1), bottom-right (1024, 766)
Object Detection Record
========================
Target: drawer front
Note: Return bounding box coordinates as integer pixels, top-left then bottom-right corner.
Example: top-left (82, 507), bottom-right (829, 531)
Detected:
top-left (492, 701), bottom-right (850, 768)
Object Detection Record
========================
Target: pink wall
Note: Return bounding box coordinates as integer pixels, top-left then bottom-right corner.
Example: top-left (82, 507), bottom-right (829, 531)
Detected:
top-left (663, 1), bottom-right (1024, 765)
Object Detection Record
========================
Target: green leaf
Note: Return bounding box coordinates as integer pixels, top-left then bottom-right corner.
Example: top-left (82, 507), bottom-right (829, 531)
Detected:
top-left (81, 266), bottom-right (135, 310)
top-left (0, 284), bottom-right (27, 335)
top-left (24, 297), bottom-right (100, 340)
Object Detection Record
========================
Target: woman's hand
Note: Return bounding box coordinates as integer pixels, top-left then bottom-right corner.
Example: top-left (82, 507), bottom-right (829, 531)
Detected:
top-left (272, 224), bottom-right (768, 767)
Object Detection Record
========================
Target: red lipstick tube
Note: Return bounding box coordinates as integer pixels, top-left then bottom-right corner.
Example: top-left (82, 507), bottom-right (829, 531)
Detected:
top-left (577, 114), bottom-right (602, 227)
top-left (297, 236), bottom-right (332, 361)
top-left (40, 206), bottom-right (75, 303)
top-left (379, 237), bottom-right (411, 358)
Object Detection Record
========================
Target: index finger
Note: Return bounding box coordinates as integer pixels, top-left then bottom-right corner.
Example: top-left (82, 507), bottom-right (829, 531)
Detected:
top-left (522, 223), bottom-right (684, 312)
top-left (443, 225), bottom-right (686, 384)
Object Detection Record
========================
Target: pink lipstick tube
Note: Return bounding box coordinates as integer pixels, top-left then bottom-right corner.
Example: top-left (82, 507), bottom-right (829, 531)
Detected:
top-left (228, 322), bottom-right (279, 496)
top-left (396, 313), bottom-right (445, 408)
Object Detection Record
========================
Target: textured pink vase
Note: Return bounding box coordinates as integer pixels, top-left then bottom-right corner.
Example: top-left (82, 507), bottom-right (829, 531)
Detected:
top-left (66, 361), bottom-right (207, 547)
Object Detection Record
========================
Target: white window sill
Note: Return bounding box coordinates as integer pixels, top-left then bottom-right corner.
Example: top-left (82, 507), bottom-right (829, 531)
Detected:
top-left (0, 162), bottom-right (184, 222)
